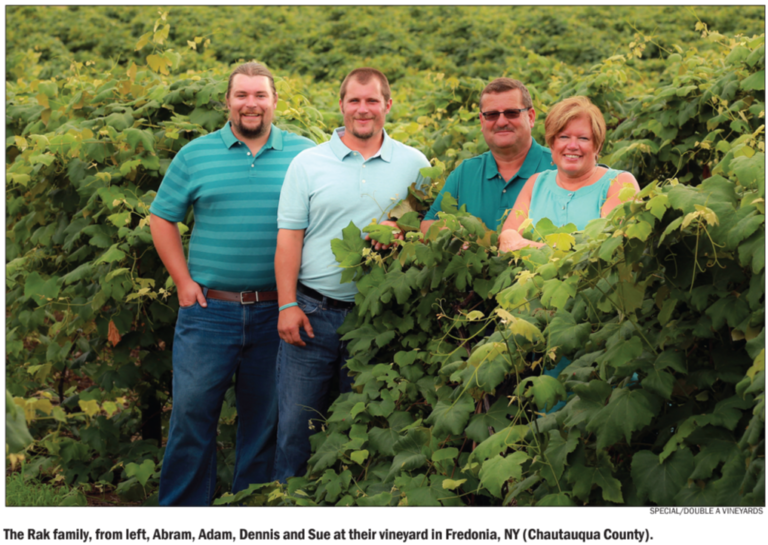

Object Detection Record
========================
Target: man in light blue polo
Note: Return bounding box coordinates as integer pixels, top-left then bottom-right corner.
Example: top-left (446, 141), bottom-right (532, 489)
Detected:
top-left (150, 62), bottom-right (315, 505)
top-left (422, 78), bottom-right (552, 232)
top-left (273, 67), bottom-right (430, 482)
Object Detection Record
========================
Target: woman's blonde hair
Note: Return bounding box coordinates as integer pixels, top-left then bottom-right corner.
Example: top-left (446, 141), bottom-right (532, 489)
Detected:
top-left (544, 96), bottom-right (606, 154)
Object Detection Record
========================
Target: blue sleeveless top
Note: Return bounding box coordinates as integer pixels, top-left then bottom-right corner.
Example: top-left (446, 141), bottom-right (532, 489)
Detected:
top-left (528, 168), bottom-right (623, 230)
top-left (531, 167), bottom-right (630, 414)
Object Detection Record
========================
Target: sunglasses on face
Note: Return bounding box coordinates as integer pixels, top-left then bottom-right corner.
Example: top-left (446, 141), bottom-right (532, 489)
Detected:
top-left (480, 108), bottom-right (530, 121)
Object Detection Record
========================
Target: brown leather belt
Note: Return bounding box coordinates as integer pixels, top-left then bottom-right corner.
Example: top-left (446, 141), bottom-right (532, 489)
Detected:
top-left (205, 288), bottom-right (278, 304)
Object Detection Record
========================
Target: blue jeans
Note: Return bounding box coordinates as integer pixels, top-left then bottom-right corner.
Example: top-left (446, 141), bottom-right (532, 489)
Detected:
top-left (272, 291), bottom-right (354, 483)
top-left (159, 292), bottom-right (280, 505)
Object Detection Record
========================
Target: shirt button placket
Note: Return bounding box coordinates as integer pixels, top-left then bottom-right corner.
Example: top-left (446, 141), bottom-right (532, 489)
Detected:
top-left (562, 193), bottom-right (574, 213)
top-left (358, 155), bottom-right (367, 192)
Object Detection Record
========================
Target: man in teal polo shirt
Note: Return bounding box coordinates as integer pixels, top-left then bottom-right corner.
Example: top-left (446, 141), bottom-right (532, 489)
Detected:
top-left (422, 78), bottom-right (552, 232)
top-left (150, 62), bottom-right (315, 505)
top-left (273, 67), bottom-right (430, 482)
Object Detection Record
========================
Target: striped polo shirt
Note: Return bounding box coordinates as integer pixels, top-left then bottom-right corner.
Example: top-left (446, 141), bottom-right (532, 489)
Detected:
top-left (150, 122), bottom-right (315, 291)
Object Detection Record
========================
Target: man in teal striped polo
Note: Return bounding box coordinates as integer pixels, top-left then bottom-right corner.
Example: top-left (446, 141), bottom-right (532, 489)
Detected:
top-left (150, 62), bottom-right (315, 505)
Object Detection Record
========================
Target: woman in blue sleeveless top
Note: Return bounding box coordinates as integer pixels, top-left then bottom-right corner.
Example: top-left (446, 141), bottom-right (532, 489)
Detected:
top-left (498, 96), bottom-right (640, 412)
top-left (498, 96), bottom-right (640, 252)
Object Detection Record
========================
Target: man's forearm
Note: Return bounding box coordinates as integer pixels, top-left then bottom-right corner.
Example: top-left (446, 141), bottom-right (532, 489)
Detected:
top-left (275, 229), bottom-right (305, 306)
top-left (150, 213), bottom-right (194, 287)
top-left (420, 220), bottom-right (435, 236)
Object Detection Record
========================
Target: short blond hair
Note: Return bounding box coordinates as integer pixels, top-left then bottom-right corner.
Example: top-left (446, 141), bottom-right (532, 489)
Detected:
top-left (544, 96), bottom-right (606, 153)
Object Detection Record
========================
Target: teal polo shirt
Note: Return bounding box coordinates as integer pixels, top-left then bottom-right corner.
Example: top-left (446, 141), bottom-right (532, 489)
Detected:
top-left (278, 128), bottom-right (430, 302)
top-left (150, 122), bottom-right (315, 291)
top-left (424, 139), bottom-right (552, 230)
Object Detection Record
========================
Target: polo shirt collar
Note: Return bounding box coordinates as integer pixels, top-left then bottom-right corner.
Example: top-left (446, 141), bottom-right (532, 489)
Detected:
top-left (515, 138), bottom-right (545, 182)
top-left (484, 151), bottom-right (502, 181)
top-left (268, 125), bottom-right (284, 151)
top-left (485, 138), bottom-right (547, 183)
top-left (220, 121), bottom-right (283, 151)
top-left (330, 127), bottom-right (393, 162)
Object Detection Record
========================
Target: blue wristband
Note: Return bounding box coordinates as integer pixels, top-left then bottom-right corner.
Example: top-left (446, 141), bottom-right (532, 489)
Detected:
top-left (279, 302), bottom-right (298, 312)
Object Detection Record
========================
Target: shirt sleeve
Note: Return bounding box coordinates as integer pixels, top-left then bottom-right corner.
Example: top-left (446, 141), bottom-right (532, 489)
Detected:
top-left (412, 151), bottom-right (432, 191)
top-left (149, 151), bottom-right (192, 223)
top-left (277, 153), bottom-right (311, 230)
top-left (424, 167), bottom-right (460, 221)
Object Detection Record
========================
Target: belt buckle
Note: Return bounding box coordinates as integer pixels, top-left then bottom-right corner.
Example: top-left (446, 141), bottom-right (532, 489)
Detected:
top-left (240, 291), bottom-right (257, 305)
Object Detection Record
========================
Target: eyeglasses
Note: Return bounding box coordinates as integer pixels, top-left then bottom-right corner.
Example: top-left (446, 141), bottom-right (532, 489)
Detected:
top-left (480, 108), bottom-right (530, 121)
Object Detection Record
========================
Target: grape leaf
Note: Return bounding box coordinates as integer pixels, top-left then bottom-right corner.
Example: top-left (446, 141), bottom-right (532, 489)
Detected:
top-left (547, 311), bottom-right (592, 354)
top-left (425, 394), bottom-right (475, 437)
top-left (465, 397), bottom-right (517, 443)
top-left (587, 389), bottom-right (660, 449)
top-left (386, 429), bottom-right (429, 481)
top-left (563, 380), bottom-right (612, 429)
top-left (307, 432), bottom-right (348, 473)
top-left (631, 448), bottom-right (695, 505)
top-left (537, 493), bottom-right (575, 506)
top-left (569, 450), bottom-right (623, 503)
top-left (517, 375), bottom-right (567, 412)
top-left (479, 451), bottom-right (529, 498)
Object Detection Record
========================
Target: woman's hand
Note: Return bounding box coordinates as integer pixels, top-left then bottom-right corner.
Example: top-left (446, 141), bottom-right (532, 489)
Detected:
top-left (499, 229), bottom-right (544, 253)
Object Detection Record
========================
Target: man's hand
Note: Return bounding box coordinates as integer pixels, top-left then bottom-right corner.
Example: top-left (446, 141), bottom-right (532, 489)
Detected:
top-left (278, 306), bottom-right (315, 347)
top-left (150, 214), bottom-right (208, 308)
top-left (498, 229), bottom-right (545, 253)
top-left (366, 220), bottom-right (403, 251)
top-left (275, 228), bottom-right (309, 345)
top-left (177, 279), bottom-right (207, 308)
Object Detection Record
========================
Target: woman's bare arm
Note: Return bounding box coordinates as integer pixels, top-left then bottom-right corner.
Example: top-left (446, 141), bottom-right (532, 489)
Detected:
top-left (498, 174), bottom-right (544, 252)
top-left (601, 171), bottom-right (640, 217)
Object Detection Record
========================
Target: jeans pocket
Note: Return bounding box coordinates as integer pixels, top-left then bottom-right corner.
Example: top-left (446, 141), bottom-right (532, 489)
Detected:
top-left (297, 293), bottom-right (321, 315)
top-left (179, 301), bottom-right (199, 310)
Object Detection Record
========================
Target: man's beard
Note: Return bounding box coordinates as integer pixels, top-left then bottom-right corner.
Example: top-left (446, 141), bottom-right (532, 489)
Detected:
top-left (349, 117), bottom-right (375, 140)
top-left (232, 113), bottom-right (268, 139)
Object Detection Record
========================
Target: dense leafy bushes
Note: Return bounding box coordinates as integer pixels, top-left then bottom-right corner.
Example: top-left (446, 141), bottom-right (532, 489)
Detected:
top-left (6, 6), bottom-right (764, 82)
top-left (5, 8), bottom-right (764, 506)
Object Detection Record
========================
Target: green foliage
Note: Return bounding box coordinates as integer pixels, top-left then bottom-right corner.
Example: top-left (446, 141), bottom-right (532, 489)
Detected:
top-left (6, 466), bottom-right (73, 506)
top-left (5, 10), bottom-right (327, 502)
top-left (281, 146), bottom-right (763, 505)
top-left (6, 390), bottom-right (34, 454)
top-left (605, 30), bottom-right (766, 187)
top-left (6, 8), bottom-right (764, 506)
top-left (6, 6), bottom-right (763, 82)
top-left (224, 29), bottom-right (763, 506)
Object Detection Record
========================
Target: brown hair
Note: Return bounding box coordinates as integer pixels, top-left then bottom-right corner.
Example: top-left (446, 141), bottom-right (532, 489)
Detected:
top-left (544, 96), bottom-right (606, 153)
top-left (480, 78), bottom-right (533, 110)
top-left (226, 62), bottom-right (276, 98)
top-left (339, 68), bottom-right (391, 103)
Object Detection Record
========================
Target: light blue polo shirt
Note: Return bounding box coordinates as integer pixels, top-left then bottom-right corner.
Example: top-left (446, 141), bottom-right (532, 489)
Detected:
top-left (278, 128), bottom-right (430, 302)
top-left (424, 139), bottom-right (552, 230)
top-left (150, 122), bottom-right (315, 291)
